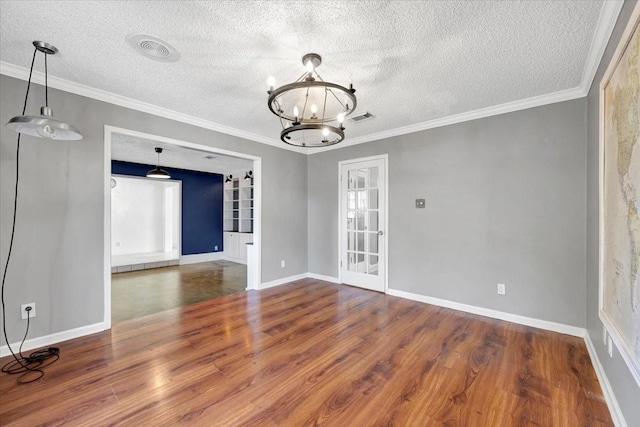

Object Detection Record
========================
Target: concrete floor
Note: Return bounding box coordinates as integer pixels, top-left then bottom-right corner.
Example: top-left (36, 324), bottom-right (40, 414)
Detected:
top-left (111, 260), bottom-right (247, 323)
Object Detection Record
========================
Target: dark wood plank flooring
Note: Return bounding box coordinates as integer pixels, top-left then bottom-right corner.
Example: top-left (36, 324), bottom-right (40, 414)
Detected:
top-left (111, 260), bottom-right (246, 323)
top-left (0, 279), bottom-right (612, 426)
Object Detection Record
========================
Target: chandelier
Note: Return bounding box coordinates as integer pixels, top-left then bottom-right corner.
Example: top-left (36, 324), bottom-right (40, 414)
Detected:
top-left (267, 53), bottom-right (357, 147)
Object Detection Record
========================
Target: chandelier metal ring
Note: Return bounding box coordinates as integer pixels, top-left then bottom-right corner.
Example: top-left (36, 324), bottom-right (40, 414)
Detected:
top-left (267, 81), bottom-right (357, 123)
top-left (280, 123), bottom-right (344, 147)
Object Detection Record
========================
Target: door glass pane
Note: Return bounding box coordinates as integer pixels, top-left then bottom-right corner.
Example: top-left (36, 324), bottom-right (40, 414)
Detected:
top-left (357, 232), bottom-right (365, 253)
top-left (348, 232), bottom-right (355, 251)
top-left (357, 190), bottom-right (367, 210)
top-left (348, 170), bottom-right (357, 189)
top-left (356, 212), bottom-right (365, 230)
top-left (348, 252), bottom-right (357, 271)
top-left (369, 167), bottom-right (379, 188)
top-left (369, 255), bottom-right (379, 275)
top-left (347, 211), bottom-right (355, 230)
top-left (369, 233), bottom-right (378, 254)
top-left (357, 253), bottom-right (366, 273)
top-left (347, 191), bottom-right (356, 210)
top-left (369, 189), bottom-right (378, 209)
top-left (358, 169), bottom-right (367, 189)
top-left (368, 211), bottom-right (378, 232)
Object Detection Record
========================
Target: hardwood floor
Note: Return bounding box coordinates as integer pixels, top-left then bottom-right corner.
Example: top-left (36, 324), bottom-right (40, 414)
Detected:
top-left (0, 279), bottom-right (612, 426)
top-left (111, 260), bottom-right (246, 323)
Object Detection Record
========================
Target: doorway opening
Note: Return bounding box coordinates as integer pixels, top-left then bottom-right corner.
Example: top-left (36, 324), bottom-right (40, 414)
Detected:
top-left (103, 126), bottom-right (262, 328)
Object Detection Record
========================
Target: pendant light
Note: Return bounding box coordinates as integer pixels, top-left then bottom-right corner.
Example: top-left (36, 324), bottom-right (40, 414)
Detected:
top-left (146, 147), bottom-right (171, 179)
top-left (5, 41), bottom-right (82, 141)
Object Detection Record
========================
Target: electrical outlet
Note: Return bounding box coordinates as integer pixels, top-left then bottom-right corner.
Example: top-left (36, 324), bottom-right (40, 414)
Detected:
top-left (497, 283), bottom-right (506, 295)
top-left (214, 245), bottom-right (218, 251)
top-left (280, 260), bottom-right (285, 268)
top-left (21, 303), bottom-right (36, 320)
top-left (607, 335), bottom-right (613, 358)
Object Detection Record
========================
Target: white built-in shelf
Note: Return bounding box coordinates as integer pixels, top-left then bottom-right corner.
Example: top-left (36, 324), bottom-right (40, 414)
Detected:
top-left (223, 175), bottom-right (253, 233)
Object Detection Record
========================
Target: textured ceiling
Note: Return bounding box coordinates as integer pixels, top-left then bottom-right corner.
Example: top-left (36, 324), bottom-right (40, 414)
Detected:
top-left (0, 1), bottom-right (608, 149)
top-left (111, 133), bottom-right (253, 176)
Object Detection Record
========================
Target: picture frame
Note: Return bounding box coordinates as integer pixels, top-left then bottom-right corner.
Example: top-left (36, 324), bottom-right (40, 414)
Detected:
top-left (598, 1), bottom-right (640, 387)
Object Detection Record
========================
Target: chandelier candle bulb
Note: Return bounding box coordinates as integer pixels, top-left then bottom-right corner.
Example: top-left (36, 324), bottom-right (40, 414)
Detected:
top-left (267, 76), bottom-right (275, 93)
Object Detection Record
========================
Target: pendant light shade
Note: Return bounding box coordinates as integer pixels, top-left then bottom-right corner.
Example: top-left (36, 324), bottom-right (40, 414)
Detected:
top-left (5, 41), bottom-right (82, 141)
top-left (146, 147), bottom-right (171, 179)
top-left (7, 106), bottom-right (82, 140)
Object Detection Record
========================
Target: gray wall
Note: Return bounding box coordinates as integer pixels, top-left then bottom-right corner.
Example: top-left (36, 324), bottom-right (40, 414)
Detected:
top-left (586, 1), bottom-right (640, 424)
top-left (0, 74), bottom-right (308, 344)
top-left (309, 99), bottom-right (587, 327)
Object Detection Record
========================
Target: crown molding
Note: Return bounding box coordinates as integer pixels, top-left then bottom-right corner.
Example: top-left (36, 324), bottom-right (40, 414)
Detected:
top-left (580, 0), bottom-right (625, 93)
top-left (0, 1), bottom-right (623, 156)
top-left (310, 86), bottom-right (586, 153)
top-left (0, 61), bottom-right (306, 154)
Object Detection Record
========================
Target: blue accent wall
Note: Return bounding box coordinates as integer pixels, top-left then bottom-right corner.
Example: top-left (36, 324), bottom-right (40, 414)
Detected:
top-left (112, 161), bottom-right (223, 255)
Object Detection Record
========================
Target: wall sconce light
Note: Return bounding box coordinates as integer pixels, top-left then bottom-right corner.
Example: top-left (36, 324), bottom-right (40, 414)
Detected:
top-left (225, 175), bottom-right (233, 183)
top-left (244, 171), bottom-right (253, 180)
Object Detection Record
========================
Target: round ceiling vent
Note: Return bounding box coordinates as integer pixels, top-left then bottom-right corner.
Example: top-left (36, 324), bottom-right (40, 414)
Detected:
top-left (126, 34), bottom-right (180, 62)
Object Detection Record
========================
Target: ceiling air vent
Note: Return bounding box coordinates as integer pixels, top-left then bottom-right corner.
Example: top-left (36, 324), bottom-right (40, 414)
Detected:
top-left (349, 112), bottom-right (374, 123)
top-left (127, 34), bottom-right (180, 62)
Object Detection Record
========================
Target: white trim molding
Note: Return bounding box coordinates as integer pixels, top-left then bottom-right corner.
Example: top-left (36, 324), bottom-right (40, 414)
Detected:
top-left (260, 273), bottom-right (309, 290)
top-left (386, 288), bottom-right (586, 337)
top-left (0, 2), bottom-right (623, 156)
top-left (180, 252), bottom-right (225, 265)
top-left (312, 87), bottom-right (586, 153)
top-left (307, 273), bottom-right (340, 284)
top-left (584, 333), bottom-right (628, 427)
top-left (580, 1), bottom-right (626, 92)
top-left (0, 322), bottom-right (107, 358)
top-left (0, 61), bottom-right (303, 154)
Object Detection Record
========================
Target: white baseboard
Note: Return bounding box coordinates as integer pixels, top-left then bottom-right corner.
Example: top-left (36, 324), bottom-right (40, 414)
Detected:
top-left (260, 273), bottom-right (309, 290)
top-left (0, 322), bottom-right (107, 358)
top-left (179, 252), bottom-right (224, 265)
top-left (386, 288), bottom-right (586, 338)
top-left (222, 255), bottom-right (247, 265)
top-left (584, 333), bottom-right (627, 427)
top-left (307, 273), bottom-right (340, 283)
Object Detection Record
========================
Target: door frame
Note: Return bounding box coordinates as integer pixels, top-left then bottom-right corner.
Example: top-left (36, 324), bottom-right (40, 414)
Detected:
top-left (103, 125), bottom-right (262, 330)
top-left (337, 154), bottom-right (389, 293)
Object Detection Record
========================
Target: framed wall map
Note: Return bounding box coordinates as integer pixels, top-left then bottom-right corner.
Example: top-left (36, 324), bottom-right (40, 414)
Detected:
top-left (599, 2), bottom-right (640, 387)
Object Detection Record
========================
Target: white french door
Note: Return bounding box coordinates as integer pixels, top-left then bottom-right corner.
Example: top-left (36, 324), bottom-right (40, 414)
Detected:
top-left (339, 156), bottom-right (387, 292)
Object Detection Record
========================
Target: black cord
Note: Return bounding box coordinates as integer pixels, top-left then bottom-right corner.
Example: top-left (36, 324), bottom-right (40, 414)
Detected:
top-left (44, 52), bottom-right (48, 107)
top-left (1, 310), bottom-right (59, 384)
top-left (1, 46), bottom-right (60, 384)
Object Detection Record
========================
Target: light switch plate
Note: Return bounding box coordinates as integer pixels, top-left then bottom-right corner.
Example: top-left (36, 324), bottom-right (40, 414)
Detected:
top-left (415, 199), bottom-right (425, 208)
